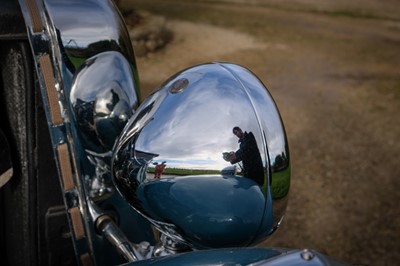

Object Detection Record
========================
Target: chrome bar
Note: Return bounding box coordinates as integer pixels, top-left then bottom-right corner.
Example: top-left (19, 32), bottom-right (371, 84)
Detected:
top-left (95, 215), bottom-right (138, 262)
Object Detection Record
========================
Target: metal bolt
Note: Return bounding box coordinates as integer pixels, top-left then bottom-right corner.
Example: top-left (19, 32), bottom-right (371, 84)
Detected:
top-left (300, 249), bottom-right (315, 261)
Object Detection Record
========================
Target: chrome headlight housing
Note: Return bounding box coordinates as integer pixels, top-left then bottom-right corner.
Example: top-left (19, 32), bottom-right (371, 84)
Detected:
top-left (112, 62), bottom-right (290, 249)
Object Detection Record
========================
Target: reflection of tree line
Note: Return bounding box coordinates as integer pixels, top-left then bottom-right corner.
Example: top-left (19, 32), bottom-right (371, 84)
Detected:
top-left (65, 39), bottom-right (134, 69)
top-left (269, 152), bottom-right (290, 199)
top-left (272, 152), bottom-right (289, 172)
top-left (67, 39), bottom-right (120, 58)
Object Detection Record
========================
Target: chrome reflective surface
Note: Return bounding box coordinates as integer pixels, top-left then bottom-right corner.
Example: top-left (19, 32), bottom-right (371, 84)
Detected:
top-left (18, 0), bottom-right (152, 263)
top-left (44, 0), bottom-right (141, 202)
top-left (112, 63), bottom-right (290, 249)
top-left (44, 0), bottom-right (137, 72)
top-left (70, 51), bottom-right (139, 154)
top-left (70, 51), bottom-right (139, 198)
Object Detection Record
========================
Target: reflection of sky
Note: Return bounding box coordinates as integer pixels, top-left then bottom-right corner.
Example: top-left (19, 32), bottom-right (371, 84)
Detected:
top-left (45, 0), bottom-right (120, 48)
top-left (134, 68), bottom-right (269, 170)
top-left (70, 52), bottom-right (137, 106)
top-left (222, 64), bottom-right (288, 163)
top-left (118, 63), bottom-right (289, 171)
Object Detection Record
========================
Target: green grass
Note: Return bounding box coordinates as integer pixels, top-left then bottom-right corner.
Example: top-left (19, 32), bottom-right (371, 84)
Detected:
top-left (147, 167), bottom-right (221, 175)
top-left (270, 167), bottom-right (291, 199)
top-left (67, 55), bottom-right (86, 69)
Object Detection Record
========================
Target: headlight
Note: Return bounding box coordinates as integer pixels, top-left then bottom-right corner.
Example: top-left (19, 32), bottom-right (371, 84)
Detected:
top-left (112, 62), bottom-right (290, 249)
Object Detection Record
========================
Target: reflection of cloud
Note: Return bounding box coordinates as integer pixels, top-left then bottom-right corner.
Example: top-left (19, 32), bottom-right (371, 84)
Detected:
top-left (230, 64), bottom-right (287, 163)
top-left (135, 75), bottom-right (259, 170)
top-left (131, 63), bottom-right (287, 171)
top-left (70, 52), bottom-right (136, 104)
top-left (47, 0), bottom-right (120, 48)
top-left (154, 158), bottom-right (228, 171)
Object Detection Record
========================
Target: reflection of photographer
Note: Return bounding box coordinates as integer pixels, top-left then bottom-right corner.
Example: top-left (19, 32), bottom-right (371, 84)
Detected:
top-left (223, 127), bottom-right (264, 186)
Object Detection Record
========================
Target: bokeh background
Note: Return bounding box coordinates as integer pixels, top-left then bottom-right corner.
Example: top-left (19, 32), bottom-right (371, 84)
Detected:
top-left (120, 1), bottom-right (400, 265)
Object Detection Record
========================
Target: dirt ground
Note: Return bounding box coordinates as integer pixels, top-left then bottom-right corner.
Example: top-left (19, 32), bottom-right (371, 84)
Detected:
top-left (122, 1), bottom-right (400, 265)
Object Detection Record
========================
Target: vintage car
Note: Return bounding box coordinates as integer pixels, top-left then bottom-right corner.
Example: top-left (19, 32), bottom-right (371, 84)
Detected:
top-left (0, 0), bottom-right (350, 265)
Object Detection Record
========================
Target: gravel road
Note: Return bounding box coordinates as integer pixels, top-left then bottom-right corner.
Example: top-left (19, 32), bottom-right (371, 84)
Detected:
top-left (124, 1), bottom-right (400, 265)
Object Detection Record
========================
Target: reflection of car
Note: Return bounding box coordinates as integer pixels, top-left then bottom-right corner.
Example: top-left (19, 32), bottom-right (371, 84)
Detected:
top-left (221, 165), bottom-right (237, 176)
